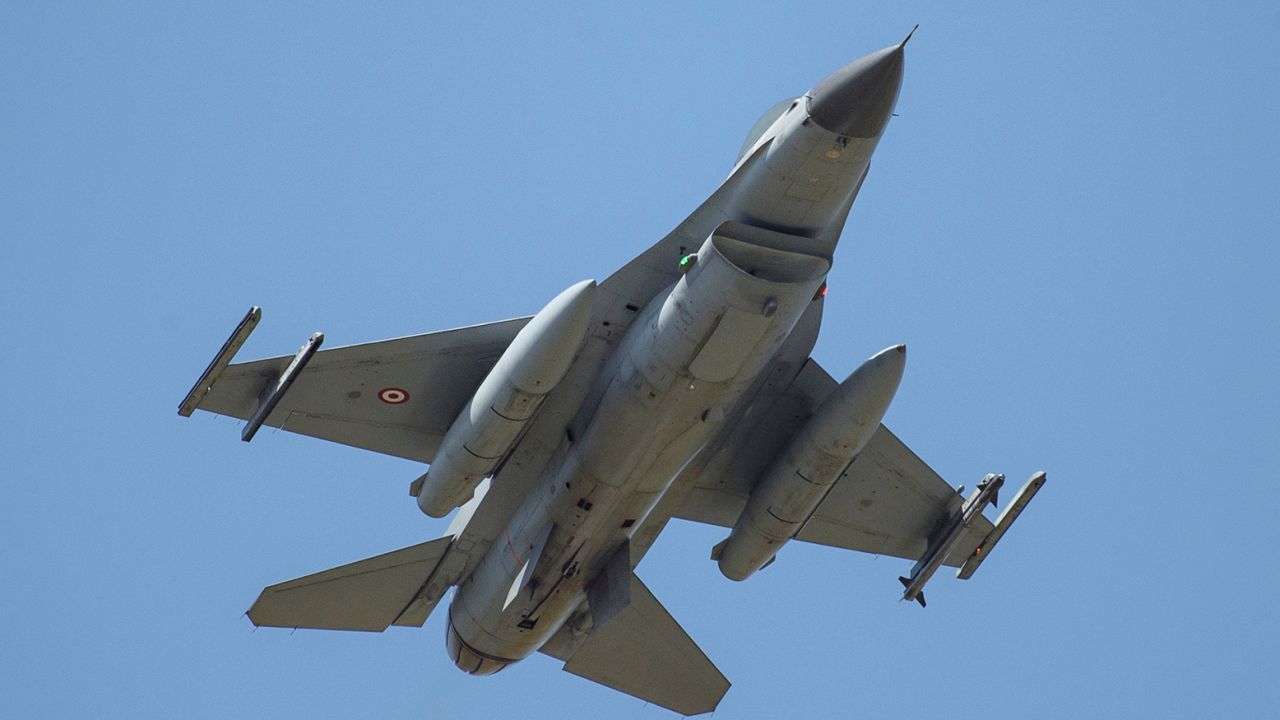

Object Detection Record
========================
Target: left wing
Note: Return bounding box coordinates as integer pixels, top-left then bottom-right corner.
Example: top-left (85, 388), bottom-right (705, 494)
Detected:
top-left (672, 358), bottom-right (992, 566)
top-left (183, 314), bottom-right (530, 463)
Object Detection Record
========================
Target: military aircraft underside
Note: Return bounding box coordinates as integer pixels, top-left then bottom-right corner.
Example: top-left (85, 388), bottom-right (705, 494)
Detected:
top-left (179, 32), bottom-right (1045, 716)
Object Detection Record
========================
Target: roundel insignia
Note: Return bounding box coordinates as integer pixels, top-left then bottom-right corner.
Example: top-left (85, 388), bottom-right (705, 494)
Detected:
top-left (378, 387), bottom-right (409, 404)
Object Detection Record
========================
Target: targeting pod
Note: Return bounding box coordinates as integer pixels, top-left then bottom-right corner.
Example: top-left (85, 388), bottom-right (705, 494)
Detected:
top-left (415, 280), bottom-right (597, 517)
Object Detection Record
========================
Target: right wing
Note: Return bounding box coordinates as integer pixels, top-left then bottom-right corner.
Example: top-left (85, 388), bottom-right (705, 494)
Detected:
top-left (188, 317), bottom-right (530, 462)
top-left (540, 572), bottom-right (729, 716)
top-left (794, 423), bottom-right (990, 562)
top-left (672, 358), bottom-right (992, 565)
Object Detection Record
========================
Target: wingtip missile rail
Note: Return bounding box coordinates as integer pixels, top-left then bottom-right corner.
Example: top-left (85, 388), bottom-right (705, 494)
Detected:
top-left (241, 331), bottom-right (324, 443)
top-left (176, 305), bottom-right (326, 444)
top-left (899, 473), bottom-right (1004, 607)
top-left (177, 306), bottom-right (261, 417)
top-left (956, 471), bottom-right (1047, 580)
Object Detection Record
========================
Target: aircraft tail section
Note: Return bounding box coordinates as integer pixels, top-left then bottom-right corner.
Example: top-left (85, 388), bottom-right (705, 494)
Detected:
top-left (540, 572), bottom-right (729, 716)
top-left (247, 535), bottom-right (456, 632)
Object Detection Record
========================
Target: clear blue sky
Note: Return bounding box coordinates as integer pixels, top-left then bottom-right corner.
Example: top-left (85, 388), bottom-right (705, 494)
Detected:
top-left (3, 2), bottom-right (1278, 717)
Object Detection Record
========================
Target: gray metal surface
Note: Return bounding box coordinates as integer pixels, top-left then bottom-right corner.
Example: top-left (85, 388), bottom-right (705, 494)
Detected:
top-left (900, 474), bottom-right (1003, 605)
top-left (806, 43), bottom-right (904, 138)
top-left (796, 424), bottom-right (993, 565)
top-left (247, 536), bottom-right (454, 632)
top-left (180, 38), bottom-right (1043, 714)
top-left (241, 331), bottom-right (323, 442)
top-left (544, 573), bottom-right (729, 716)
top-left (718, 344), bottom-right (906, 580)
top-left (671, 357), bottom-right (993, 565)
top-left (177, 306), bottom-right (260, 417)
top-left (956, 471), bottom-right (1048, 579)
top-left (194, 317), bottom-right (530, 462)
top-left (416, 281), bottom-right (595, 516)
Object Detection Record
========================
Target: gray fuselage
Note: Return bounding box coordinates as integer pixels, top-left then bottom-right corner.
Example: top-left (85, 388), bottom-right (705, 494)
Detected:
top-left (444, 45), bottom-right (902, 673)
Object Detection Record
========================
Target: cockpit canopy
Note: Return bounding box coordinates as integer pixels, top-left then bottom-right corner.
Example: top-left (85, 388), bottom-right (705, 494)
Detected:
top-left (735, 97), bottom-right (800, 164)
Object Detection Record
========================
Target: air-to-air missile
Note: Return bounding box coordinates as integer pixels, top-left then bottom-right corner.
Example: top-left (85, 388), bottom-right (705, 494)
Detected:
top-left (955, 471), bottom-right (1048, 579)
top-left (899, 473), bottom-right (1004, 607)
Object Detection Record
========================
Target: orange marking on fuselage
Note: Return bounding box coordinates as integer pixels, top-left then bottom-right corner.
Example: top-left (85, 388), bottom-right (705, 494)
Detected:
top-left (502, 525), bottom-right (523, 564)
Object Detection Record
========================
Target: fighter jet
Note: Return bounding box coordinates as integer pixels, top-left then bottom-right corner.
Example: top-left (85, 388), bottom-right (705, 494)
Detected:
top-left (179, 33), bottom-right (1045, 716)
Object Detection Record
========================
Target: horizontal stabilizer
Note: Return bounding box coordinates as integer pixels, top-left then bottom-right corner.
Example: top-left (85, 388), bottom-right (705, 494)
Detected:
top-left (543, 573), bottom-right (729, 716)
top-left (248, 536), bottom-right (453, 632)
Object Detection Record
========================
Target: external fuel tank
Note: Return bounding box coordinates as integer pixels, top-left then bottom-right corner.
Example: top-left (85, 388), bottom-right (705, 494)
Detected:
top-left (717, 344), bottom-right (905, 580)
top-left (416, 280), bottom-right (597, 517)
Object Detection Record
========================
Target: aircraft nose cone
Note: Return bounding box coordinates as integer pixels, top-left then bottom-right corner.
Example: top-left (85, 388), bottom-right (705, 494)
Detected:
top-left (806, 43), bottom-right (905, 138)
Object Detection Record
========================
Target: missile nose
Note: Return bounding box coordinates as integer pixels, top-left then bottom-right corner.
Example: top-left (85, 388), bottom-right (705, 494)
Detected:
top-left (805, 42), bottom-right (905, 138)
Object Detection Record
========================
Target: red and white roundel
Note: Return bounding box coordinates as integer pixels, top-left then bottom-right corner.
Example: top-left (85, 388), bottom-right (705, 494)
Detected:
top-left (378, 387), bottom-right (409, 404)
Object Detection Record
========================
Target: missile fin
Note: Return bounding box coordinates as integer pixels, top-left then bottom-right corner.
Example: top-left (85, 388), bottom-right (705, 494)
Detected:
top-left (710, 540), bottom-right (727, 562)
